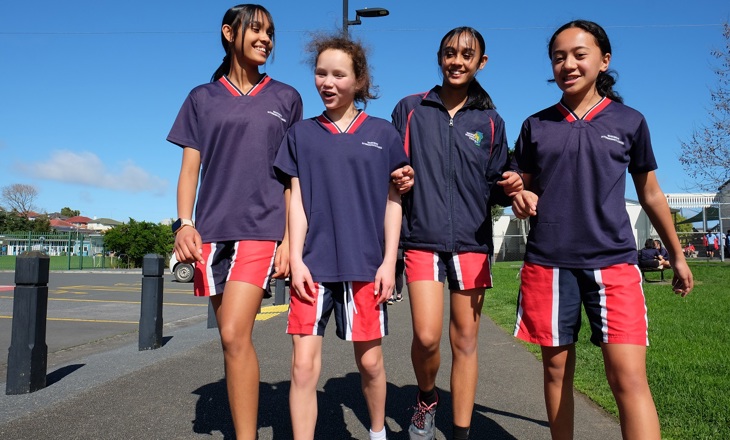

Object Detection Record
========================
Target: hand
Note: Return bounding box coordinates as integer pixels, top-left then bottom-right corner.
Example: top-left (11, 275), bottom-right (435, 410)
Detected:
top-left (670, 259), bottom-right (694, 297)
top-left (374, 262), bottom-right (396, 305)
top-left (497, 171), bottom-right (523, 197)
top-left (390, 165), bottom-right (414, 194)
top-left (272, 238), bottom-right (290, 279)
top-left (290, 261), bottom-right (316, 304)
top-left (174, 226), bottom-right (204, 264)
top-left (512, 190), bottom-right (538, 219)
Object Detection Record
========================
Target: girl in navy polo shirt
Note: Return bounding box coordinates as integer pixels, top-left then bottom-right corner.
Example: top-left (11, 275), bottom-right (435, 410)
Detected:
top-left (391, 27), bottom-right (522, 440)
top-left (167, 5), bottom-right (302, 439)
top-left (511, 20), bottom-right (694, 440)
top-left (275, 36), bottom-right (407, 440)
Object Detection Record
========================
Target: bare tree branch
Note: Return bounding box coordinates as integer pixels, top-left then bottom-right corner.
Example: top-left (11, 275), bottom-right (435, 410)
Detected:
top-left (680, 23), bottom-right (730, 192)
top-left (1, 183), bottom-right (39, 217)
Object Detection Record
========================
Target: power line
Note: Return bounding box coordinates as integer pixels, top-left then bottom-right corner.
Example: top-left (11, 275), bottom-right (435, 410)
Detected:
top-left (0, 23), bottom-right (724, 36)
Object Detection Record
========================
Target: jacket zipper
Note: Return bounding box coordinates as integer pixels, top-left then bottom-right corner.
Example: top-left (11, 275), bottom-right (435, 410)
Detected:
top-left (448, 116), bottom-right (454, 251)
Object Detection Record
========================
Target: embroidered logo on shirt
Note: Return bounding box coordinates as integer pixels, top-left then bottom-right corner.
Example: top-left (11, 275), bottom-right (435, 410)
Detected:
top-left (267, 110), bottom-right (287, 123)
top-left (601, 134), bottom-right (625, 145)
top-left (465, 131), bottom-right (484, 147)
top-left (362, 141), bottom-right (382, 149)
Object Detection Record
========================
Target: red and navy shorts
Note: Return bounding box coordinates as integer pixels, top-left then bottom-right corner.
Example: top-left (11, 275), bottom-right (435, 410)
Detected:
top-left (513, 262), bottom-right (649, 347)
top-left (404, 249), bottom-right (492, 291)
top-left (287, 281), bottom-right (388, 342)
top-left (193, 240), bottom-right (277, 297)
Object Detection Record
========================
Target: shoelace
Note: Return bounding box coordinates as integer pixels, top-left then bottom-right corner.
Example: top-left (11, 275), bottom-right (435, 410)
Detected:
top-left (411, 400), bottom-right (437, 429)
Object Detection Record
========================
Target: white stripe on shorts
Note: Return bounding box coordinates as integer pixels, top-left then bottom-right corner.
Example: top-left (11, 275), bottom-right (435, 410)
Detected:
top-left (206, 242), bottom-right (218, 295)
top-left (551, 267), bottom-right (560, 346)
top-left (452, 252), bottom-right (465, 290)
top-left (593, 269), bottom-right (609, 344)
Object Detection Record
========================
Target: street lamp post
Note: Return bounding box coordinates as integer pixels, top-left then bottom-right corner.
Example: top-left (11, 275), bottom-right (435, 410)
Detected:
top-left (342, 0), bottom-right (389, 37)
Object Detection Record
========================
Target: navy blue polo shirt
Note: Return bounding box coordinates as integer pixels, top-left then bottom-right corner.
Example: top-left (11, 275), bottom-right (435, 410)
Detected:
top-left (274, 112), bottom-right (409, 282)
top-left (167, 75), bottom-right (303, 242)
top-left (514, 98), bottom-right (657, 268)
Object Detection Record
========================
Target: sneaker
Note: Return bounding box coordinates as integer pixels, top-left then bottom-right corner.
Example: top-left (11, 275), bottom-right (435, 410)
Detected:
top-left (408, 394), bottom-right (438, 440)
top-left (387, 297), bottom-right (394, 305)
top-left (395, 292), bottom-right (403, 302)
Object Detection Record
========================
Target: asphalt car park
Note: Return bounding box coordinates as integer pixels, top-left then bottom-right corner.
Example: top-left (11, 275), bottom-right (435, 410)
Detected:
top-left (0, 271), bottom-right (205, 379)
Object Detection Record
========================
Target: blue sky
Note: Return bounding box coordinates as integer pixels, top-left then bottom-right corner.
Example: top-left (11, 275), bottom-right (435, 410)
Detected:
top-left (1, 1), bottom-right (728, 223)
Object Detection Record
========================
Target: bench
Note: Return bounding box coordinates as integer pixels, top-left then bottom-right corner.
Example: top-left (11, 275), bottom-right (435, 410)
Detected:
top-left (640, 266), bottom-right (665, 282)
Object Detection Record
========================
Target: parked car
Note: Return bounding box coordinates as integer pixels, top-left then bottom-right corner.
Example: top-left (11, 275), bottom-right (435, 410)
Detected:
top-left (169, 253), bottom-right (194, 283)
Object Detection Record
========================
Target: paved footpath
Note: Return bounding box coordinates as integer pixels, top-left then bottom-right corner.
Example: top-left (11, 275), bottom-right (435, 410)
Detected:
top-left (0, 291), bottom-right (622, 439)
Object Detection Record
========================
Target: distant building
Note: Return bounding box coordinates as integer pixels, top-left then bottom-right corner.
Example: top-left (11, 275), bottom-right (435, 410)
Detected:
top-left (87, 218), bottom-right (123, 232)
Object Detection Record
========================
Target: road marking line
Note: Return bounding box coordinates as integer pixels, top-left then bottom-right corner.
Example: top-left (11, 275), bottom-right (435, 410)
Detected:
top-left (0, 295), bottom-right (206, 307)
top-left (0, 304), bottom-right (288, 323)
top-left (0, 316), bottom-right (138, 324)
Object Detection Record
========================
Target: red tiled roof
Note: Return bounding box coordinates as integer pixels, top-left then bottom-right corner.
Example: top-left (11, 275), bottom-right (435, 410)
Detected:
top-left (65, 216), bottom-right (92, 224)
top-left (50, 219), bottom-right (75, 228)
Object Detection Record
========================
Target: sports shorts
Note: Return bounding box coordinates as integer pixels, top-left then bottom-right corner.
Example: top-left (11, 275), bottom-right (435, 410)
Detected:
top-left (404, 249), bottom-right (492, 291)
top-left (193, 240), bottom-right (277, 297)
top-left (287, 281), bottom-right (388, 342)
top-left (513, 262), bottom-right (649, 347)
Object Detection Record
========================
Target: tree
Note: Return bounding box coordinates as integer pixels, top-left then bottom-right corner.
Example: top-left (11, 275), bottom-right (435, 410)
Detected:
top-left (1, 183), bottom-right (38, 217)
top-left (679, 23), bottom-right (730, 191)
top-left (60, 207), bottom-right (81, 217)
top-left (0, 210), bottom-right (51, 233)
top-left (103, 218), bottom-right (174, 267)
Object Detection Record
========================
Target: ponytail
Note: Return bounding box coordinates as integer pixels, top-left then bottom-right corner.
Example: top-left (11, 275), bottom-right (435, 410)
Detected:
top-left (467, 79), bottom-right (496, 110)
top-left (212, 54), bottom-right (232, 83)
top-left (596, 70), bottom-right (623, 103)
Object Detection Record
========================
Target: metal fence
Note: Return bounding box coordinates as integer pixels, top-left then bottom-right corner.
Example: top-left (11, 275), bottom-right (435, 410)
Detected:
top-left (494, 231), bottom-right (728, 263)
top-left (676, 231), bottom-right (729, 260)
top-left (0, 231), bottom-right (130, 271)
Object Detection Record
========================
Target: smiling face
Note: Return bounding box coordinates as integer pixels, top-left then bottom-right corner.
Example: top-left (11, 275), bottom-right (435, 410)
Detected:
top-left (223, 10), bottom-right (273, 68)
top-left (550, 27), bottom-right (610, 99)
top-left (438, 31), bottom-right (487, 90)
top-left (314, 48), bottom-right (358, 115)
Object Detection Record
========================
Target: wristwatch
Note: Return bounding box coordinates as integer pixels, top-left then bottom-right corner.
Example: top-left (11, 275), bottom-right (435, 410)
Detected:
top-left (172, 218), bottom-right (194, 234)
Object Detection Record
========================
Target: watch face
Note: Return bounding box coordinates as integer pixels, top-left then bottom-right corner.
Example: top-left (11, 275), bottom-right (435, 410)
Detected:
top-left (172, 219), bottom-right (182, 233)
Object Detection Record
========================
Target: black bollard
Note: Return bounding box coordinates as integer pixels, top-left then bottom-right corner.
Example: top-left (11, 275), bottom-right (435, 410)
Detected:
top-left (6, 251), bottom-right (50, 395)
top-left (139, 254), bottom-right (164, 351)
top-left (207, 299), bottom-right (217, 329)
top-left (274, 278), bottom-right (289, 305)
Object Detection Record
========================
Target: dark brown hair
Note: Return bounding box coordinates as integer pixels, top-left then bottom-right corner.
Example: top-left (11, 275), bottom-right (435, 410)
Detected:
top-left (211, 4), bottom-right (275, 82)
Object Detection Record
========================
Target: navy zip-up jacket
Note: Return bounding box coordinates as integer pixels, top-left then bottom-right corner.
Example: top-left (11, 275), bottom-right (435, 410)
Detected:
top-left (391, 86), bottom-right (511, 254)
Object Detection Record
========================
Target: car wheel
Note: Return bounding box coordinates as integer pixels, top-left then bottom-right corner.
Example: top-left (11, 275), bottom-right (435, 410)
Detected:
top-left (174, 263), bottom-right (194, 283)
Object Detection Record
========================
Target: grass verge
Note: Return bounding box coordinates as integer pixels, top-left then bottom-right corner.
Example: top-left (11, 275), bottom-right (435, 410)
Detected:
top-left (485, 261), bottom-right (729, 440)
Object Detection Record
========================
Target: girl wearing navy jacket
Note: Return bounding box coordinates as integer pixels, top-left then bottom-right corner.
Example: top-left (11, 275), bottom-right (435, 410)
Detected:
top-left (391, 27), bottom-right (521, 440)
top-left (511, 20), bottom-right (693, 440)
top-left (168, 5), bottom-right (302, 439)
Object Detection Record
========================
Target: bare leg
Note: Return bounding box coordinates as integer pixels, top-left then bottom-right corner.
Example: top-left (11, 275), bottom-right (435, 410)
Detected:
top-left (353, 339), bottom-right (386, 433)
top-left (408, 281), bottom-right (445, 392)
top-left (289, 335), bottom-right (323, 440)
top-left (210, 281), bottom-right (264, 440)
top-left (541, 345), bottom-right (576, 440)
top-left (602, 344), bottom-right (660, 440)
top-left (449, 288), bottom-right (484, 428)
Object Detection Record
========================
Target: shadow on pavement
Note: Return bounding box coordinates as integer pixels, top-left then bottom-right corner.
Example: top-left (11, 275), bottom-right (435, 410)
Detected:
top-left (191, 373), bottom-right (549, 439)
top-left (46, 363), bottom-right (85, 386)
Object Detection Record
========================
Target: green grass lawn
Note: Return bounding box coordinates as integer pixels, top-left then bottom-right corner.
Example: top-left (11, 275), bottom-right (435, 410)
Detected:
top-left (486, 261), bottom-right (729, 440)
top-left (0, 255), bottom-right (118, 271)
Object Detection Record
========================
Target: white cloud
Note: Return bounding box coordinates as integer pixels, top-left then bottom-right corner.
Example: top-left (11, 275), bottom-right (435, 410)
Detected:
top-left (22, 150), bottom-right (168, 195)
